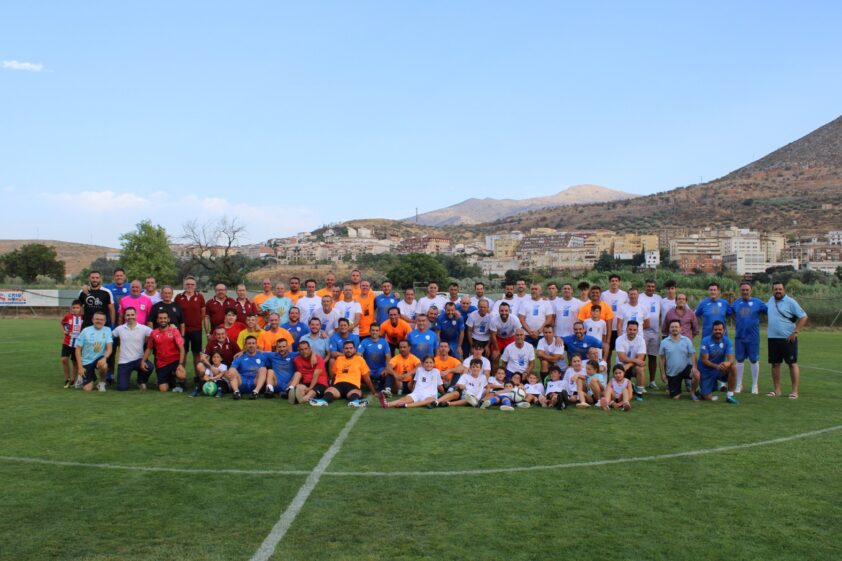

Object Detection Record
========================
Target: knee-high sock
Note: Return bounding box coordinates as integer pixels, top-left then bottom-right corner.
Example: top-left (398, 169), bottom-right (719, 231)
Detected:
top-left (736, 362), bottom-right (745, 389)
top-left (751, 361), bottom-right (760, 386)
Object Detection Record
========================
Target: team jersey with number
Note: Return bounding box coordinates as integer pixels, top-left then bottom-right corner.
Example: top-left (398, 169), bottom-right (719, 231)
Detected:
top-left (61, 313), bottom-right (84, 347)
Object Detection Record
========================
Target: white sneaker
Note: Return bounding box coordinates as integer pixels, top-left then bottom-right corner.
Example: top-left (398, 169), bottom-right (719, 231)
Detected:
top-left (97, 382), bottom-right (106, 392)
top-left (751, 385), bottom-right (759, 395)
top-left (464, 394), bottom-right (478, 407)
top-left (382, 387), bottom-right (392, 398)
top-left (500, 404), bottom-right (514, 411)
top-left (172, 387), bottom-right (184, 393)
top-left (516, 402), bottom-right (531, 409)
top-left (74, 377), bottom-right (84, 389)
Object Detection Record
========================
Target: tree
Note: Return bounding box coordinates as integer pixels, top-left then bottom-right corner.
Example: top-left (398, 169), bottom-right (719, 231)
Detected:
top-left (0, 243), bottom-right (65, 283)
top-left (835, 266), bottom-right (842, 282)
top-left (504, 269), bottom-right (532, 286)
top-left (119, 221), bottom-right (177, 284)
top-left (594, 251), bottom-right (617, 272)
top-left (435, 255), bottom-right (482, 279)
top-left (181, 217), bottom-right (249, 286)
top-left (79, 257), bottom-right (122, 281)
top-left (387, 253), bottom-right (448, 290)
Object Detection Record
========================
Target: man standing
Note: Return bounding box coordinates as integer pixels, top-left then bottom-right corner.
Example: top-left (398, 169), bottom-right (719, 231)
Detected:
top-left (660, 279), bottom-right (678, 322)
top-left (205, 283), bottom-right (237, 332)
top-left (74, 311), bottom-right (113, 392)
top-left (299, 317), bottom-right (330, 360)
top-left (296, 279), bottom-right (322, 323)
top-left (316, 273), bottom-right (337, 299)
top-left (357, 323), bottom-right (389, 390)
top-left (397, 287), bottom-right (419, 326)
top-left (766, 281), bottom-right (808, 399)
top-left (658, 319), bottom-right (700, 400)
top-left (141, 311), bottom-right (187, 393)
top-left (618, 287), bottom-right (650, 336)
top-left (79, 271), bottom-right (116, 384)
top-left (695, 282), bottom-right (730, 340)
top-left (334, 284), bottom-right (362, 335)
top-left (380, 307), bottom-right (411, 354)
top-left (233, 283), bottom-right (257, 324)
top-left (518, 283), bottom-right (554, 346)
top-left (119, 280), bottom-right (153, 326)
top-left (436, 302), bottom-right (465, 358)
top-left (729, 282), bottom-right (768, 394)
top-left (466, 299), bottom-right (493, 354)
top-left (112, 306), bottom-right (152, 391)
top-left (604, 274), bottom-right (628, 365)
top-left (143, 277), bottom-right (161, 305)
top-left (259, 282), bottom-right (292, 325)
top-left (175, 276), bottom-right (206, 375)
top-left (639, 279), bottom-right (663, 390)
top-left (253, 279), bottom-right (275, 328)
top-left (661, 294), bottom-right (699, 341)
top-left (375, 280), bottom-right (401, 326)
top-left (548, 282), bottom-right (581, 338)
top-left (470, 282), bottom-right (494, 309)
top-left (102, 268), bottom-right (129, 324)
top-left (407, 314), bottom-right (440, 362)
top-left (500, 329), bottom-right (535, 382)
top-left (312, 295), bottom-right (340, 337)
top-left (285, 276), bottom-right (303, 305)
top-left (512, 279), bottom-right (529, 317)
top-left (489, 302), bottom-right (520, 363)
top-left (698, 321), bottom-right (738, 404)
top-left (417, 281), bottom-right (447, 316)
top-left (149, 286), bottom-right (183, 333)
top-left (236, 312), bottom-right (263, 349)
top-left (349, 269), bottom-right (363, 298)
top-left (282, 307), bottom-right (308, 351)
top-left (355, 280), bottom-right (376, 338)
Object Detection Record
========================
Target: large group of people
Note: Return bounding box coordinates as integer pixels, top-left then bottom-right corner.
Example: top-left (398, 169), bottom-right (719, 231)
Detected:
top-left (60, 268), bottom-right (809, 410)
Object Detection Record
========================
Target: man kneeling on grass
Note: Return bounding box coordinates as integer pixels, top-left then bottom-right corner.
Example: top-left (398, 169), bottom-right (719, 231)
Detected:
top-left (227, 336), bottom-right (270, 400)
top-left (658, 319), bottom-right (700, 400)
top-left (382, 355), bottom-right (444, 409)
top-left (141, 311), bottom-right (186, 393)
top-left (310, 341), bottom-right (379, 407)
top-left (698, 320), bottom-right (738, 405)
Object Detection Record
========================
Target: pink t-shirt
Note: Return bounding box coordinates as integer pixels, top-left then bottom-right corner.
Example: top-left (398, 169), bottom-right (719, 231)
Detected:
top-left (120, 294), bottom-right (154, 325)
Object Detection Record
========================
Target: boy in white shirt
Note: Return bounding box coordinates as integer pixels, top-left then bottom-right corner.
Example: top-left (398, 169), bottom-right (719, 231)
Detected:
top-left (583, 305), bottom-right (608, 355)
top-left (439, 359), bottom-right (488, 407)
top-left (541, 366), bottom-right (565, 408)
top-left (382, 356), bottom-right (443, 409)
top-left (523, 372), bottom-right (544, 406)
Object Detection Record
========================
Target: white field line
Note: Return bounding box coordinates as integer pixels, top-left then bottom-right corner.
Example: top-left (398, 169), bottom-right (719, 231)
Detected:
top-left (248, 406), bottom-right (365, 561)
top-left (800, 364), bottom-right (842, 374)
top-left (0, 455), bottom-right (310, 476)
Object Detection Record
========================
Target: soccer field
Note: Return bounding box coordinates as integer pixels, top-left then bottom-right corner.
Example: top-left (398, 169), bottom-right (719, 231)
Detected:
top-left (1, 320), bottom-right (840, 561)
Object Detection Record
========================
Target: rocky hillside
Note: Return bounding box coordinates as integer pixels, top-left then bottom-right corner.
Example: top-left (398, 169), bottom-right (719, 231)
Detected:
top-left (0, 240), bottom-right (118, 276)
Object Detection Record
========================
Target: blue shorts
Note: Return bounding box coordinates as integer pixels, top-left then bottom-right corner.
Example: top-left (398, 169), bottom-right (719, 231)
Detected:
top-left (735, 338), bottom-right (759, 363)
top-left (240, 374), bottom-right (256, 393)
top-left (699, 367), bottom-right (727, 395)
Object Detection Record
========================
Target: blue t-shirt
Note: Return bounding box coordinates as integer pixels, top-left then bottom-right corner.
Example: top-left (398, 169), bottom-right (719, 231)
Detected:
top-left (264, 351), bottom-right (298, 387)
top-left (231, 351), bottom-right (269, 379)
top-left (407, 328), bottom-right (439, 361)
top-left (658, 335), bottom-right (695, 377)
top-left (729, 298), bottom-right (768, 342)
top-left (766, 295), bottom-right (807, 339)
top-left (357, 337), bottom-right (390, 377)
top-left (329, 332), bottom-right (361, 355)
top-left (437, 314), bottom-right (465, 346)
top-left (104, 282), bottom-right (130, 325)
top-left (299, 333), bottom-right (330, 359)
top-left (260, 296), bottom-right (292, 324)
top-left (694, 298), bottom-right (731, 339)
top-left (77, 325), bottom-right (113, 365)
top-left (281, 321), bottom-right (308, 352)
top-left (698, 335), bottom-right (733, 373)
top-left (374, 294), bottom-right (401, 325)
top-left (561, 334), bottom-right (603, 361)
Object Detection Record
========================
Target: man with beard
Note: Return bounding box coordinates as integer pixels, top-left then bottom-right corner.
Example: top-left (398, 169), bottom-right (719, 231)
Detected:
top-left (149, 286), bottom-right (183, 333)
top-left (490, 302), bottom-right (521, 364)
top-left (766, 281), bottom-right (808, 399)
top-left (141, 311), bottom-right (186, 393)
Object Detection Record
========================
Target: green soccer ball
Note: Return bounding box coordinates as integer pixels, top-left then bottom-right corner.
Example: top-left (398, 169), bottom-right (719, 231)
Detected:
top-left (202, 381), bottom-right (218, 396)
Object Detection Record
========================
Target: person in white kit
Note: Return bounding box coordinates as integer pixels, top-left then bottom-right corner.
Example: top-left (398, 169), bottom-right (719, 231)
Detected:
top-left (615, 320), bottom-right (647, 400)
top-left (397, 287), bottom-right (419, 327)
top-left (518, 283), bottom-right (555, 346)
top-left (500, 329), bottom-right (535, 382)
top-left (536, 324), bottom-right (566, 379)
top-left (382, 355), bottom-right (444, 408)
top-left (550, 282), bottom-right (582, 338)
top-left (639, 279), bottom-right (663, 389)
top-left (416, 282), bottom-right (447, 316)
top-left (489, 301), bottom-right (522, 363)
top-left (438, 358), bottom-right (488, 407)
top-left (618, 286), bottom-right (650, 336)
top-left (112, 306), bottom-right (153, 391)
top-left (466, 299), bottom-right (493, 354)
top-left (604, 274), bottom-right (629, 365)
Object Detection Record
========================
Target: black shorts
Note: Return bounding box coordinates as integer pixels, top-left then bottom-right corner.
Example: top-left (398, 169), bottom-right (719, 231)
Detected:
top-left (667, 365), bottom-right (693, 397)
top-left (183, 331), bottom-right (203, 353)
top-left (332, 381), bottom-right (361, 399)
top-left (768, 338), bottom-right (798, 365)
top-left (155, 361), bottom-right (179, 387)
top-left (82, 361), bottom-right (101, 385)
top-left (609, 330), bottom-right (619, 352)
top-left (624, 364), bottom-right (641, 379)
top-left (310, 383), bottom-right (327, 398)
top-left (61, 344), bottom-right (77, 359)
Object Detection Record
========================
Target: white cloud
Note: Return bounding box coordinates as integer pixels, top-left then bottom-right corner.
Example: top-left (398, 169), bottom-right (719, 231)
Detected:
top-left (40, 190), bottom-right (148, 211)
top-left (2, 60), bottom-right (43, 72)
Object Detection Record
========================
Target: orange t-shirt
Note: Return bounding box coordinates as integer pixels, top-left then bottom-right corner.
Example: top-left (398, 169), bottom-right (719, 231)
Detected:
top-left (434, 355), bottom-right (463, 384)
top-left (253, 293), bottom-right (274, 327)
top-left (389, 353), bottom-right (421, 382)
top-left (332, 354), bottom-right (370, 387)
top-left (578, 300), bottom-right (615, 323)
top-left (257, 328), bottom-right (294, 352)
top-left (285, 291), bottom-right (304, 305)
top-left (380, 319), bottom-right (411, 346)
top-left (355, 292), bottom-right (376, 337)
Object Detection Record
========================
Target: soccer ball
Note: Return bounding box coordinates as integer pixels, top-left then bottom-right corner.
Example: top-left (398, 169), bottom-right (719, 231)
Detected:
top-left (202, 381), bottom-right (218, 396)
top-left (511, 387), bottom-right (526, 403)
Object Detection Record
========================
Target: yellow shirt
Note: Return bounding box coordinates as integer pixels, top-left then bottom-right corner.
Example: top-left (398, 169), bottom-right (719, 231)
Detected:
top-left (237, 328), bottom-right (264, 351)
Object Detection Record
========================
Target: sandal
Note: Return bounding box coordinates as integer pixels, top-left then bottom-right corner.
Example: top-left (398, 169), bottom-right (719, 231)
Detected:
top-left (788, 393), bottom-right (799, 400)
top-left (766, 391), bottom-right (780, 397)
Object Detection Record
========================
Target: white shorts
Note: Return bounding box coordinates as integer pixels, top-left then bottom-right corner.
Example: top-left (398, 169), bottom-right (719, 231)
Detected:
top-left (644, 332), bottom-right (661, 356)
top-left (408, 390), bottom-right (437, 403)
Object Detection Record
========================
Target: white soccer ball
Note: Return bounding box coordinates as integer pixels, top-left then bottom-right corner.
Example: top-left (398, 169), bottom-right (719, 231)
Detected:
top-left (511, 387), bottom-right (526, 403)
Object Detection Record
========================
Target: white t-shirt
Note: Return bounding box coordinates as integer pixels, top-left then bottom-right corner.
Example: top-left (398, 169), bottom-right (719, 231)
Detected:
top-left (486, 376), bottom-right (505, 390)
top-left (545, 379), bottom-right (566, 394)
top-left (524, 382), bottom-right (544, 396)
top-left (489, 314), bottom-right (521, 339)
top-left (638, 293), bottom-right (663, 334)
top-left (295, 296), bottom-right (322, 323)
top-left (518, 298), bottom-right (554, 332)
top-left (462, 355), bottom-right (491, 375)
top-left (466, 311), bottom-right (492, 342)
top-left (112, 323), bottom-right (152, 363)
top-left (536, 337), bottom-right (565, 367)
top-left (583, 318), bottom-right (607, 342)
top-left (333, 300), bottom-right (363, 334)
top-left (412, 367), bottom-right (442, 398)
top-left (492, 297), bottom-right (519, 317)
top-left (501, 342), bottom-right (535, 373)
top-left (604, 289), bottom-right (629, 330)
top-left (562, 366), bottom-right (586, 393)
top-left (512, 294), bottom-right (530, 317)
top-left (311, 308), bottom-right (340, 337)
top-left (416, 295), bottom-right (447, 316)
top-left (615, 334), bottom-right (647, 364)
top-left (618, 303), bottom-right (650, 335)
top-left (551, 297), bottom-right (582, 337)
top-left (456, 372), bottom-right (488, 400)
top-left (470, 295), bottom-right (494, 309)
top-left (397, 300), bottom-right (418, 323)
top-left (661, 297), bottom-right (677, 323)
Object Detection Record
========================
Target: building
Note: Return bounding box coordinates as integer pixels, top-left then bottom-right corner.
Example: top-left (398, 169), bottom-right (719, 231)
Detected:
top-left (397, 236), bottom-right (452, 255)
top-left (828, 231), bottom-right (842, 245)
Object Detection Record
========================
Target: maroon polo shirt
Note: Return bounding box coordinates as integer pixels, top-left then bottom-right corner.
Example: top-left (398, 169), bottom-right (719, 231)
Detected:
top-left (234, 298), bottom-right (258, 324)
top-left (203, 338), bottom-right (241, 366)
top-left (175, 292), bottom-right (206, 333)
top-left (206, 296), bottom-right (238, 329)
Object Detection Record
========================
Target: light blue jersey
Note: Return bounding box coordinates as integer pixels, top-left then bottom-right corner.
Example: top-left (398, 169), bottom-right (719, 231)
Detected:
top-left (299, 333), bottom-right (330, 359)
top-left (766, 295), bottom-right (806, 339)
top-left (77, 325), bottom-right (113, 365)
top-left (658, 335), bottom-right (695, 377)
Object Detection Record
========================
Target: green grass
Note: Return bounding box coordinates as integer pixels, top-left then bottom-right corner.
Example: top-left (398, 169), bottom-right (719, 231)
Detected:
top-left (1, 319), bottom-right (841, 561)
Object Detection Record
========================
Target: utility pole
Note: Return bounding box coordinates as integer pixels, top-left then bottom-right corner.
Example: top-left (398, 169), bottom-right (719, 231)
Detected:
top-left (415, 208), bottom-right (418, 224)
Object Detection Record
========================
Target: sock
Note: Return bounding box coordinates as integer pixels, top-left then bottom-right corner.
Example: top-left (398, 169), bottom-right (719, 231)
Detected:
top-left (750, 362), bottom-right (760, 386)
top-left (487, 396), bottom-right (499, 406)
top-left (324, 393), bottom-right (335, 404)
top-left (736, 362), bottom-right (744, 389)
top-left (501, 397), bottom-right (512, 406)
top-left (727, 391), bottom-right (734, 398)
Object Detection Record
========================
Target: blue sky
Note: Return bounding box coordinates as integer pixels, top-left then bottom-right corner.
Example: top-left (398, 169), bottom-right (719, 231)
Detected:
top-left (2, 1), bottom-right (841, 247)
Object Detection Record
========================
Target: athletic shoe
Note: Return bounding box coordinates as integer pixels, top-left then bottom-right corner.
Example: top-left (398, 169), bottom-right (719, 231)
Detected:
top-left (500, 404), bottom-right (514, 411)
top-left (690, 393), bottom-right (700, 401)
top-left (309, 398), bottom-right (328, 406)
top-left (214, 389), bottom-right (223, 398)
top-left (265, 384), bottom-right (274, 394)
top-left (647, 382), bottom-right (659, 390)
top-left (633, 394), bottom-right (643, 402)
top-left (718, 382), bottom-right (728, 392)
top-left (137, 383), bottom-right (147, 391)
top-left (751, 385), bottom-right (759, 395)
top-left (190, 387), bottom-right (200, 398)
top-left (97, 382), bottom-right (106, 392)
top-left (438, 401), bottom-right (449, 407)
top-left (576, 402), bottom-right (591, 409)
top-left (464, 394), bottom-right (479, 407)
top-left (710, 395), bottom-right (719, 401)
top-left (74, 377), bottom-right (84, 389)
top-left (382, 387), bottom-right (392, 398)
top-left (516, 402), bottom-right (531, 409)
top-left (249, 391), bottom-right (258, 400)
top-left (638, 385), bottom-right (647, 394)
top-left (479, 400), bottom-right (491, 410)
top-left (63, 380), bottom-right (72, 389)
top-left (353, 399), bottom-right (368, 408)
top-left (172, 387), bottom-right (184, 393)
top-left (726, 395), bottom-right (739, 405)
top-left (425, 401), bottom-right (438, 409)
top-left (233, 391), bottom-right (242, 401)
top-left (378, 393), bottom-right (388, 408)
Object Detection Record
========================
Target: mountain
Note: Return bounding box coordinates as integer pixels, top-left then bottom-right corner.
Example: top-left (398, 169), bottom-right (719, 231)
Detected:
top-left (477, 115), bottom-right (842, 236)
top-left (405, 184), bottom-right (637, 226)
top-left (0, 240), bottom-right (118, 276)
